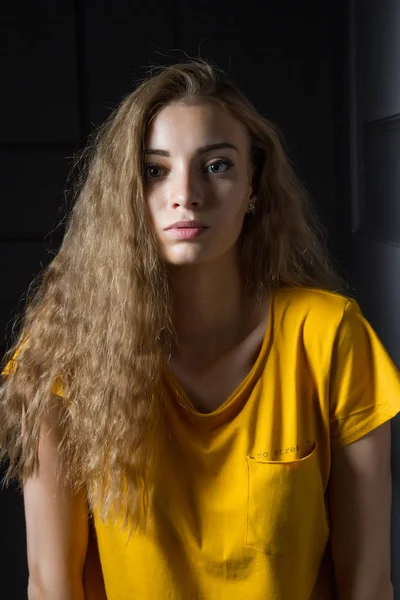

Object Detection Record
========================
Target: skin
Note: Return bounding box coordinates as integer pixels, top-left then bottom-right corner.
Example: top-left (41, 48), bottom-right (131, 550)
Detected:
top-left (329, 422), bottom-right (393, 599)
top-left (24, 405), bottom-right (88, 600)
top-left (144, 101), bottom-right (270, 412)
top-left (144, 101), bottom-right (263, 379)
top-left (24, 404), bottom-right (106, 600)
top-left (144, 101), bottom-right (255, 268)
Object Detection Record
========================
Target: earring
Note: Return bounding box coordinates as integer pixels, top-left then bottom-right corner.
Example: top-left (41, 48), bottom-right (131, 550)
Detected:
top-left (248, 203), bottom-right (256, 215)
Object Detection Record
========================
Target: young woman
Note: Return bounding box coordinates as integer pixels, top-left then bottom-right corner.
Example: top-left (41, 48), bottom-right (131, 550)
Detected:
top-left (1, 59), bottom-right (399, 600)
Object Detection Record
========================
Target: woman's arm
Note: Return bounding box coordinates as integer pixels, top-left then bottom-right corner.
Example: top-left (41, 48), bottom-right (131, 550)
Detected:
top-left (24, 401), bottom-right (89, 600)
top-left (329, 421), bottom-right (393, 600)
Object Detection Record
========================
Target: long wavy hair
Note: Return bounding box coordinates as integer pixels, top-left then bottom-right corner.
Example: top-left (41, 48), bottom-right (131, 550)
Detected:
top-left (0, 59), bottom-right (346, 531)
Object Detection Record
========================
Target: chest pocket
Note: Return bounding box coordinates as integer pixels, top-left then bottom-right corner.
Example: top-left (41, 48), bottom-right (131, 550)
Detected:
top-left (245, 443), bottom-right (329, 556)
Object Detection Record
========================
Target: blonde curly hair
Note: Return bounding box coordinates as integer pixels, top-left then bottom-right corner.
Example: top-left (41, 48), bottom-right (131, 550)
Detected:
top-left (0, 59), bottom-right (345, 532)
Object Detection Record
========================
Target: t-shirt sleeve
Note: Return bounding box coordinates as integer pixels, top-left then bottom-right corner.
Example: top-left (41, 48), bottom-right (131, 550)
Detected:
top-left (329, 298), bottom-right (400, 449)
top-left (1, 345), bottom-right (64, 397)
top-left (1, 346), bottom-right (22, 377)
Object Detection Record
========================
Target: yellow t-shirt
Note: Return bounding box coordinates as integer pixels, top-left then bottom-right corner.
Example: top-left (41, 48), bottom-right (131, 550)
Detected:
top-left (2, 287), bottom-right (400, 599)
top-left (1, 337), bottom-right (64, 397)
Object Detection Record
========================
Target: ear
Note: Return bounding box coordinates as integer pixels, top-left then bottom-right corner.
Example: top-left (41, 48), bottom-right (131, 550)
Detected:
top-left (248, 176), bottom-right (258, 206)
top-left (248, 161), bottom-right (258, 205)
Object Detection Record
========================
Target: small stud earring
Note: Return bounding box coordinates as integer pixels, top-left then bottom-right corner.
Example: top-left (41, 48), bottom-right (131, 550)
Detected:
top-left (248, 203), bottom-right (256, 215)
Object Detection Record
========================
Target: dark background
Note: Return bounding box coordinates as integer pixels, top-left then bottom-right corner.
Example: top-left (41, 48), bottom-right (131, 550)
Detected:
top-left (2, 1), bottom-right (397, 598)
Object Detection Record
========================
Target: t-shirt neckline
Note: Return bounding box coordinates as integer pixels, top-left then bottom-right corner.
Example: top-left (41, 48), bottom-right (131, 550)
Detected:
top-left (162, 290), bottom-right (276, 418)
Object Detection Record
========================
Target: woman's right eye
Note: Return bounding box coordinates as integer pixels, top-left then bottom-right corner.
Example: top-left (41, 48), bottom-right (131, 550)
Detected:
top-left (144, 164), bottom-right (164, 179)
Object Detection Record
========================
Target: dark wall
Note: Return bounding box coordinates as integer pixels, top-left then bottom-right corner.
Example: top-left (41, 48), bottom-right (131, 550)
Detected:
top-left (0, 1), bottom-right (347, 596)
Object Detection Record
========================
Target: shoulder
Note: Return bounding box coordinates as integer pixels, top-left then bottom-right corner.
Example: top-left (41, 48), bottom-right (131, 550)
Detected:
top-left (275, 286), bottom-right (357, 334)
top-left (272, 287), bottom-right (367, 368)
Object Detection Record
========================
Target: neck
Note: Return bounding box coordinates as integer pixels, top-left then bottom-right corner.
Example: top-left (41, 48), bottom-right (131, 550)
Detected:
top-left (167, 250), bottom-right (257, 359)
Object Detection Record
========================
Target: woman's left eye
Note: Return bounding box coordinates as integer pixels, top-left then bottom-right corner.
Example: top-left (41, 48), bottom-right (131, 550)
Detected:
top-left (204, 159), bottom-right (233, 175)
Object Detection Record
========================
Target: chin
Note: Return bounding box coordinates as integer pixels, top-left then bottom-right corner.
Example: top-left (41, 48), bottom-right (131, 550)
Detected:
top-left (165, 257), bottom-right (204, 266)
top-left (163, 250), bottom-right (211, 266)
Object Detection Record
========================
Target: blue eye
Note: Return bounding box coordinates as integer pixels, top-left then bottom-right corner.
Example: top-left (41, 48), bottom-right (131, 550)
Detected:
top-left (144, 164), bottom-right (164, 179)
top-left (204, 159), bottom-right (233, 174)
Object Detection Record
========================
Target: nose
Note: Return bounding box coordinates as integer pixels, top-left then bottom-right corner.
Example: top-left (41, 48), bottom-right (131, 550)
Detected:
top-left (168, 167), bottom-right (204, 209)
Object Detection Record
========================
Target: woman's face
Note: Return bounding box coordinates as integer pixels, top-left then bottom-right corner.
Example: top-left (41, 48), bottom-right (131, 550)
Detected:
top-left (143, 101), bottom-right (256, 266)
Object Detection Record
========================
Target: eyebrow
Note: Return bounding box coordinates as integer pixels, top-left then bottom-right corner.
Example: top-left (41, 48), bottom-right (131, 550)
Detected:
top-left (143, 142), bottom-right (238, 157)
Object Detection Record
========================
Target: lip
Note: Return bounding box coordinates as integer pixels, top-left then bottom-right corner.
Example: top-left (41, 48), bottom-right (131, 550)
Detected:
top-left (166, 227), bottom-right (208, 240)
top-left (164, 220), bottom-right (208, 230)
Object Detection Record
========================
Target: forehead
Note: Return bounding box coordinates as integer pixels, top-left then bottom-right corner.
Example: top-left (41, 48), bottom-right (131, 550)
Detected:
top-left (145, 101), bottom-right (250, 151)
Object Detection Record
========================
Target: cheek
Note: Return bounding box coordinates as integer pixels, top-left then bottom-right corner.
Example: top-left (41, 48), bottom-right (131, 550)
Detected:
top-left (218, 183), bottom-right (249, 217)
top-left (145, 191), bottom-right (164, 223)
top-left (215, 176), bottom-right (243, 199)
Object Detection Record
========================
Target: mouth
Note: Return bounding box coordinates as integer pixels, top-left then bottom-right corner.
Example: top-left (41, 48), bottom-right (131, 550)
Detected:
top-left (164, 221), bottom-right (208, 230)
top-left (164, 221), bottom-right (209, 240)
